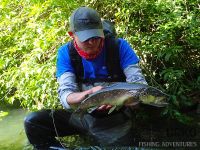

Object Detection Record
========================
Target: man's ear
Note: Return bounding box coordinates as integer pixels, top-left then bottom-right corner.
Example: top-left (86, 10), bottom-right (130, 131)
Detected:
top-left (68, 32), bottom-right (74, 38)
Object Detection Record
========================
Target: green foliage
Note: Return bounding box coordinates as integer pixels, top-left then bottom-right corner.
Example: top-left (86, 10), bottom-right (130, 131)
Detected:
top-left (82, 0), bottom-right (200, 120)
top-left (0, 0), bottom-right (81, 110)
top-left (1, 0), bottom-right (199, 120)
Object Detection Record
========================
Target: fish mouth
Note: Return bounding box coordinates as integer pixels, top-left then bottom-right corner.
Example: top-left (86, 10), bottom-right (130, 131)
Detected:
top-left (138, 87), bottom-right (169, 105)
top-left (139, 94), bottom-right (169, 107)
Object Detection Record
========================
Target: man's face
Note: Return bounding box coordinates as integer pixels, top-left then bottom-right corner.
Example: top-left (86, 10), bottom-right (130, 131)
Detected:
top-left (73, 34), bottom-right (102, 54)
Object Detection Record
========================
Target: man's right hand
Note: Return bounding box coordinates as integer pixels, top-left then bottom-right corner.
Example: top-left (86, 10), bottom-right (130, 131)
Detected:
top-left (91, 85), bottom-right (103, 93)
top-left (67, 85), bottom-right (103, 105)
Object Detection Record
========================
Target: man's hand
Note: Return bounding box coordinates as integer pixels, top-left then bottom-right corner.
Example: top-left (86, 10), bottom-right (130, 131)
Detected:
top-left (67, 85), bottom-right (103, 105)
top-left (91, 85), bottom-right (103, 93)
top-left (97, 104), bottom-right (112, 111)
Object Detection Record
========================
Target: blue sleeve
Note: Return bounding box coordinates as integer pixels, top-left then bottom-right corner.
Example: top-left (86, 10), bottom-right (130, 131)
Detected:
top-left (56, 43), bottom-right (75, 78)
top-left (118, 38), bottom-right (140, 69)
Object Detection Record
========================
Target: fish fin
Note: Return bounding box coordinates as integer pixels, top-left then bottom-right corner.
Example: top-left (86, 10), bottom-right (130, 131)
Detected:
top-left (87, 106), bottom-right (98, 113)
top-left (125, 101), bottom-right (140, 107)
top-left (108, 105), bottom-right (117, 114)
top-left (116, 106), bottom-right (122, 111)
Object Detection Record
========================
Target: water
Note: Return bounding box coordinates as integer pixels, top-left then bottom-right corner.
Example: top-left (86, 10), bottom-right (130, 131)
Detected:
top-left (0, 105), bottom-right (199, 149)
top-left (0, 108), bottom-right (29, 150)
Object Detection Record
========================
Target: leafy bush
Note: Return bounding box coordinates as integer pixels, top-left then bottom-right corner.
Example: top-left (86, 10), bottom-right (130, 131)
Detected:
top-left (1, 0), bottom-right (199, 118)
top-left (0, 0), bottom-right (80, 110)
top-left (83, 0), bottom-right (200, 121)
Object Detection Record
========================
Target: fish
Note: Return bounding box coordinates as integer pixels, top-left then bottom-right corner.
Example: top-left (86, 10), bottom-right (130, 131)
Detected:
top-left (75, 82), bottom-right (169, 114)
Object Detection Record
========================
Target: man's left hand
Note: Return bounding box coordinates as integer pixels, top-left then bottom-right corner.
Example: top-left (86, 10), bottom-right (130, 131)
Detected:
top-left (97, 104), bottom-right (112, 111)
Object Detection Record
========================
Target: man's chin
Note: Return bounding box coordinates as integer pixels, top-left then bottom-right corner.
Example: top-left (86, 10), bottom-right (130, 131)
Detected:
top-left (86, 51), bottom-right (97, 55)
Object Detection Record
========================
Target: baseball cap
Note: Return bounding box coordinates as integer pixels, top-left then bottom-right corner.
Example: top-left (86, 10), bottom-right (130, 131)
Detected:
top-left (69, 6), bottom-right (104, 42)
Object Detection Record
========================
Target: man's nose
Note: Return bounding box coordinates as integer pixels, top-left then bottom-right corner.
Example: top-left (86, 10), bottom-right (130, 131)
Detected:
top-left (87, 37), bottom-right (100, 44)
top-left (88, 38), bottom-right (96, 44)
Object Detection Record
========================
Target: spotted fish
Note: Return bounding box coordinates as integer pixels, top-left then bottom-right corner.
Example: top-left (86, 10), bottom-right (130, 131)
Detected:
top-left (76, 82), bottom-right (169, 114)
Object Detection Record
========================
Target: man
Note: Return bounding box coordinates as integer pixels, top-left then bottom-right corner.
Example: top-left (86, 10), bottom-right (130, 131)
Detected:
top-left (24, 6), bottom-right (147, 149)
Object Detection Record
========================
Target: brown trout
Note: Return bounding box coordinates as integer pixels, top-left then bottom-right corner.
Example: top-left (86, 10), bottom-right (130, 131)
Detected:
top-left (75, 82), bottom-right (169, 113)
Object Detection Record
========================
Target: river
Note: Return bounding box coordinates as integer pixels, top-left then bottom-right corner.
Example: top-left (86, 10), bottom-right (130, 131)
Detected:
top-left (0, 105), bottom-right (199, 149)
top-left (0, 108), bottom-right (29, 150)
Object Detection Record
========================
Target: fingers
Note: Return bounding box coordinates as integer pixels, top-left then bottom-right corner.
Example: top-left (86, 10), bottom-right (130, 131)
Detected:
top-left (91, 86), bottom-right (103, 93)
top-left (97, 105), bottom-right (106, 110)
top-left (97, 104), bottom-right (112, 111)
top-left (106, 105), bottom-right (112, 109)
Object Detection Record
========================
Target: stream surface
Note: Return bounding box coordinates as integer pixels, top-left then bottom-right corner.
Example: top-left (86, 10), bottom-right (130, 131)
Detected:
top-left (0, 108), bottom-right (28, 150)
top-left (0, 104), bottom-right (200, 150)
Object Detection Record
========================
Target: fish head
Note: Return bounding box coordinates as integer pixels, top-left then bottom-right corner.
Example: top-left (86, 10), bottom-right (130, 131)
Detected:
top-left (139, 87), bottom-right (169, 107)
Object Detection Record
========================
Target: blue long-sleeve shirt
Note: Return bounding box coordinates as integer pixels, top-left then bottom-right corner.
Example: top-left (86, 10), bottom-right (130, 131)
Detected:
top-left (56, 38), bottom-right (147, 109)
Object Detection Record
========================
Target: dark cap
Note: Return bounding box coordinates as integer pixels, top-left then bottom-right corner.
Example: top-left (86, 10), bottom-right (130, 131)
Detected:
top-left (70, 6), bottom-right (104, 42)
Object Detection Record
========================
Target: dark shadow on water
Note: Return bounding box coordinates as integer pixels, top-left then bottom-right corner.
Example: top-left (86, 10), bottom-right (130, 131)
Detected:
top-left (59, 104), bottom-right (200, 149)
